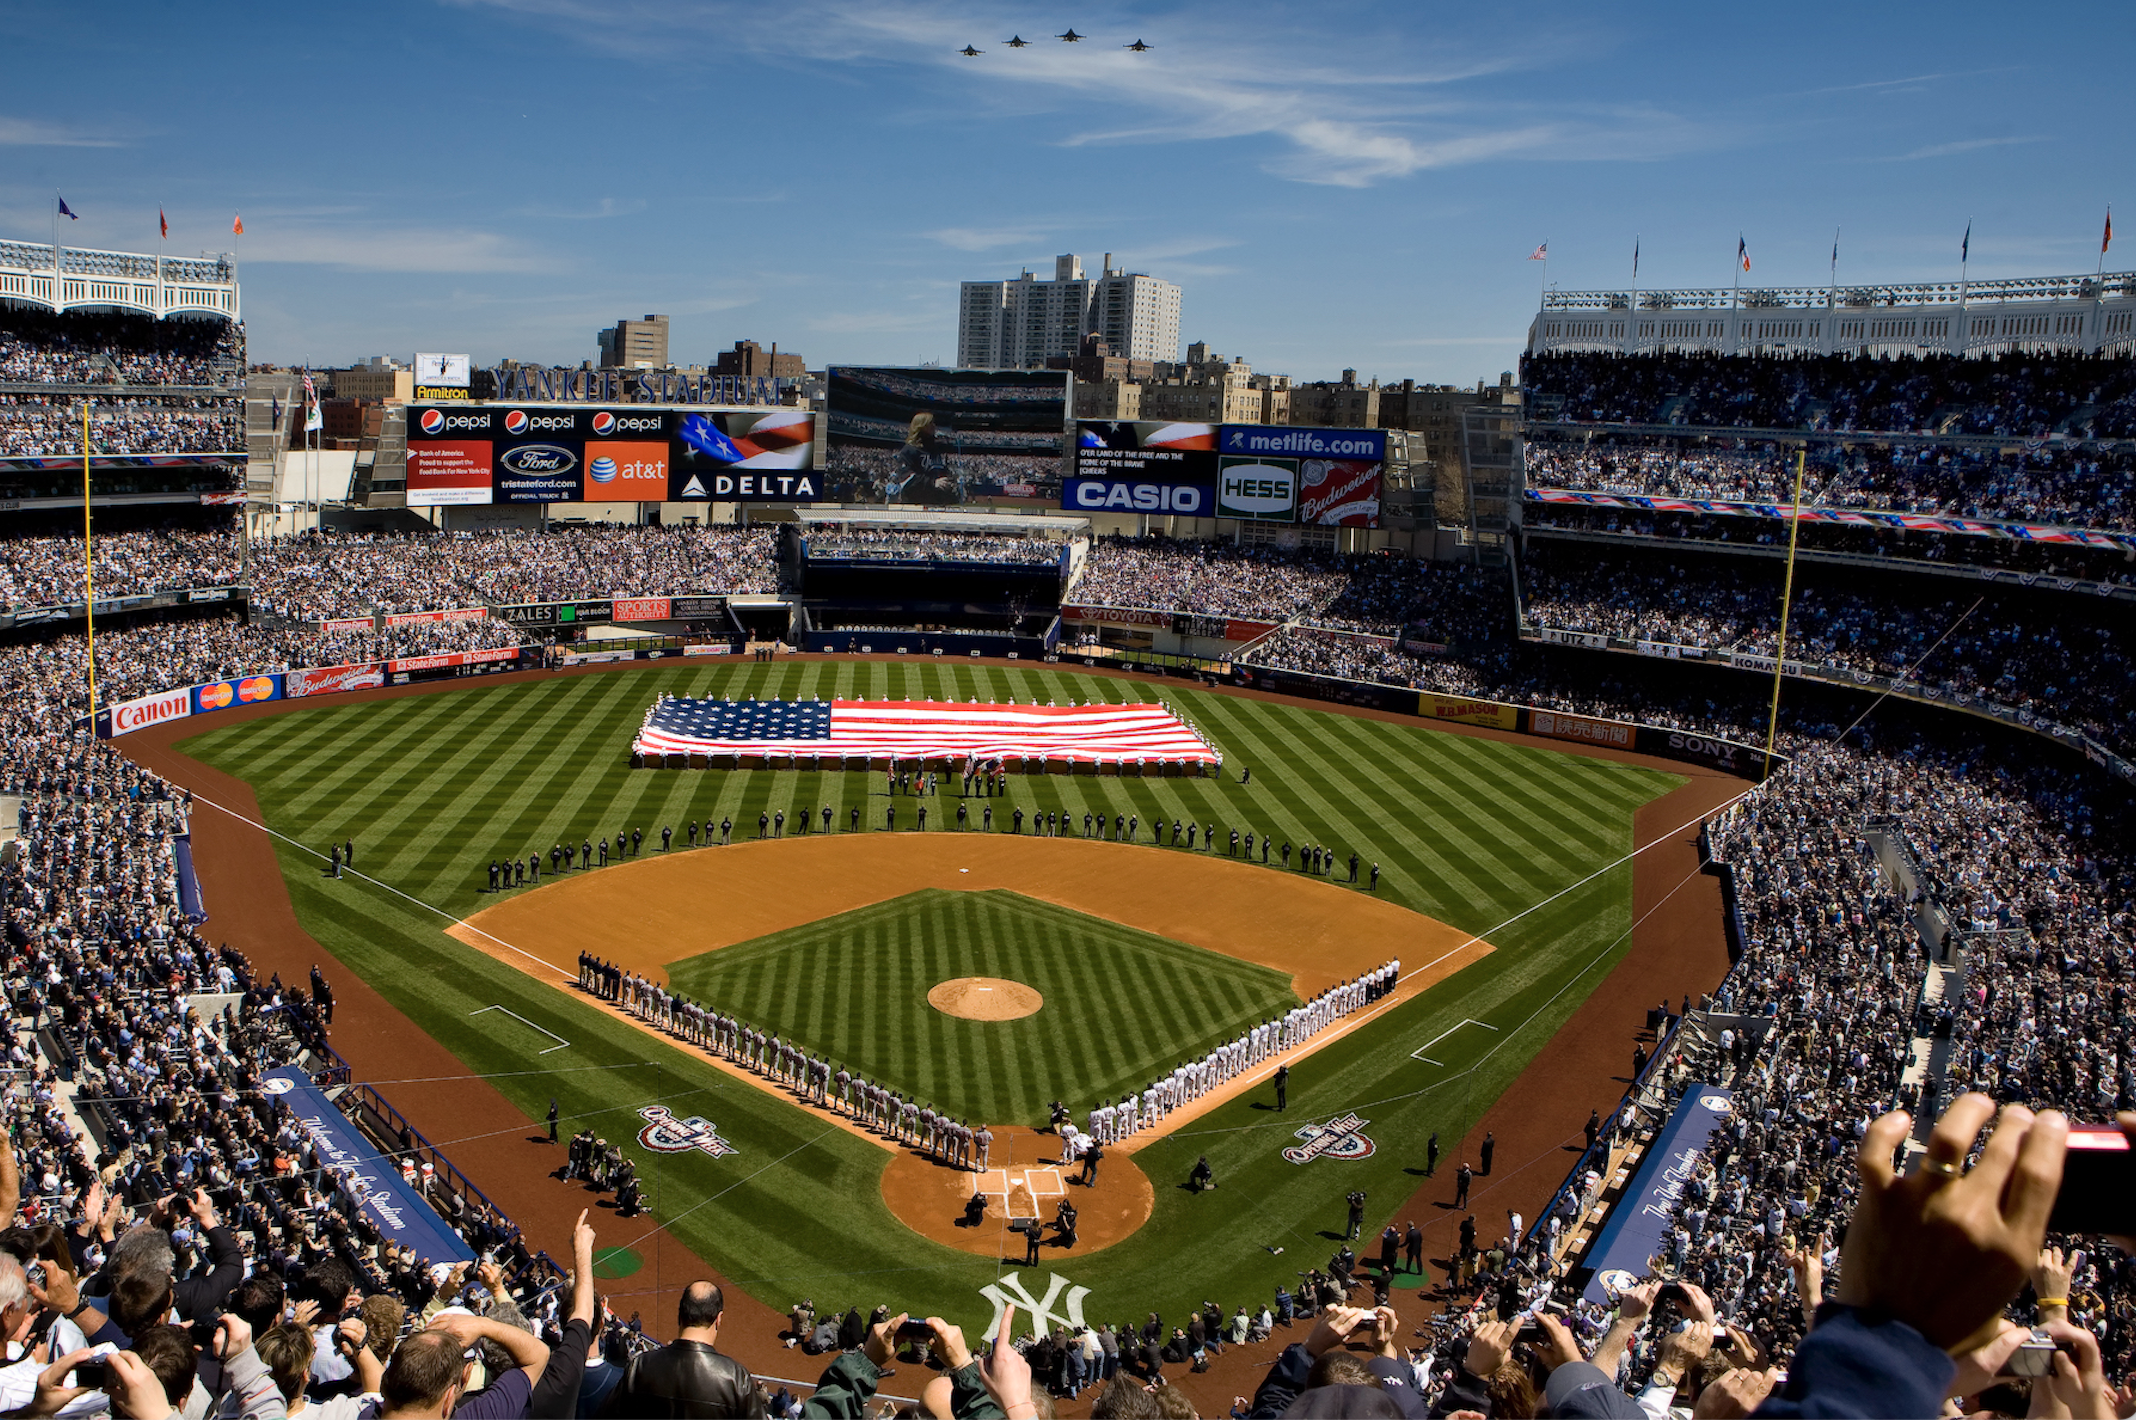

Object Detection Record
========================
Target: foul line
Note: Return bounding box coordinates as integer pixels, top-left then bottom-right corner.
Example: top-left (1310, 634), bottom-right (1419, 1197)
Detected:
top-left (1411, 1018), bottom-right (1500, 1066)
top-left (180, 785), bottom-right (578, 983)
top-left (471, 1005), bottom-right (571, 1055)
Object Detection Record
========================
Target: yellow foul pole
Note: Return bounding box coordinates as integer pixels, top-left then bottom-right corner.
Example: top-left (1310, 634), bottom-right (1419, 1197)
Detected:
top-left (82, 399), bottom-right (97, 715)
top-left (1761, 448), bottom-right (1807, 777)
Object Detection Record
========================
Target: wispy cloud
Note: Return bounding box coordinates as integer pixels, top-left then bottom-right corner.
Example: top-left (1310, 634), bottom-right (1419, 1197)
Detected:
top-left (239, 225), bottom-right (556, 274)
top-left (1801, 67), bottom-right (2021, 96)
top-left (1876, 135), bottom-right (2043, 162)
top-left (925, 226), bottom-right (1049, 252)
top-left (450, 0), bottom-right (1705, 187)
top-left (0, 115), bottom-right (125, 147)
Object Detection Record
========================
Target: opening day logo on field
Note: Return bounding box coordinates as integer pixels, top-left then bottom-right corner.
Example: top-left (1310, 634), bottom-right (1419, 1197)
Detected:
top-left (635, 1106), bottom-right (739, 1160)
top-left (1282, 1113), bottom-right (1377, 1164)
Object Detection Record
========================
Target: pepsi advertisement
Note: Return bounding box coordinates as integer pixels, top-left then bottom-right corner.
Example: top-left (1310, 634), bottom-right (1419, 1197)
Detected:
top-left (404, 405), bottom-right (817, 505)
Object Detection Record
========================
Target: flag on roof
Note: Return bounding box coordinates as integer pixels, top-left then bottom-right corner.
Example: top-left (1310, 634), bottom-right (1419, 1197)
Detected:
top-left (1528, 242), bottom-right (1547, 261)
top-left (233, 213), bottom-right (244, 236)
top-left (302, 369), bottom-right (322, 432)
top-left (1738, 237), bottom-right (1750, 273)
top-left (1962, 221), bottom-right (1971, 263)
top-left (2105, 207), bottom-right (2114, 256)
top-left (159, 209), bottom-right (168, 239)
top-left (633, 698), bottom-right (1221, 767)
top-left (57, 195), bottom-right (78, 220)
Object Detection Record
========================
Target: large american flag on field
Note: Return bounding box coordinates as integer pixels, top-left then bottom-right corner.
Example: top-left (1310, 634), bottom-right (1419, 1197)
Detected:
top-left (633, 697), bottom-right (1220, 767)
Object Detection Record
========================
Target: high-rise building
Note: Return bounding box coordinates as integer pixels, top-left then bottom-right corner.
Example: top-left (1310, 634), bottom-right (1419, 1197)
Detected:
top-left (597, 314), bottom-right (670, 369)
top-left (958, 254), bottom-right (1181, 369)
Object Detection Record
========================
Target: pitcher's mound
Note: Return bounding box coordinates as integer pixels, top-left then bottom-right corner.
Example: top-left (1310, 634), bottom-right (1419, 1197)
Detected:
top-left (929, 977), bottom-right (1042, 1020)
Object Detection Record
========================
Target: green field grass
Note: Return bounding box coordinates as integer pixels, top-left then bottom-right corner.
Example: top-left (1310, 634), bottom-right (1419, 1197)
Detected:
top-left (178, 660), bottom-right (1683, 1332)
top-left (666, 888), bottom-right (1299, 1126)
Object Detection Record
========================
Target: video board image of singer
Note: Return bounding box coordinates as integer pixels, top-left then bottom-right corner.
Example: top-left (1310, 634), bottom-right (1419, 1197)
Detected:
top-left (825, 367), bottom-right (1068, 505)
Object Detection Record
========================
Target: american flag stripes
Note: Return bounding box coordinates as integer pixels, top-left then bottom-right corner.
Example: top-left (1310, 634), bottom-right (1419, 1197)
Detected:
top-left (633, 697), bottom-right (1221, 768)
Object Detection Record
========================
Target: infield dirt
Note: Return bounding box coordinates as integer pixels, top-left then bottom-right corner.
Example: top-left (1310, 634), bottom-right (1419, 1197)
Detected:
top-left (928, 977), bottom-right (1045, 1021)
top-left (449, 832), bottom-right (1489, 1015)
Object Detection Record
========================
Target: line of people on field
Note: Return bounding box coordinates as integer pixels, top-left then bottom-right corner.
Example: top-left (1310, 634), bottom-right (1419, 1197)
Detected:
top-left (1057, 960), bottom-right (1402, 1157)
top-left (574, 954), bottom-right (999, 1171)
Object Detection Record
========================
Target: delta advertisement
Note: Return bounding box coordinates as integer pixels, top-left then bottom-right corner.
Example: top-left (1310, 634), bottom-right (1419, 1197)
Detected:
top-left (1067, 423), bottom-right (1385, 526)
top-left (404, 405), bottom-right (817, 506)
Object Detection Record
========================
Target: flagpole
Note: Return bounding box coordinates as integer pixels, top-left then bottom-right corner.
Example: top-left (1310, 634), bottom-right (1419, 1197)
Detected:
top-left (1761, 448), bottom-right (1807, 780)
top-left (82, 398), bottom-right (98, 716)
top-left (1629, 236), bottom-right (1639, 353)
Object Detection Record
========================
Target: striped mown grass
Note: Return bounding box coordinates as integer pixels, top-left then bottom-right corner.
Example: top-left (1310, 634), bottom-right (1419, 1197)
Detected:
top-left (179, 660), bottom-right (1682, 1330)
top-left (665, 888), bottom-right (1300, 1126)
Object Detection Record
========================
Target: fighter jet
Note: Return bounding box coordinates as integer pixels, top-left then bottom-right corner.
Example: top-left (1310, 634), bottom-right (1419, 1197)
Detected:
top-left (1125, 38), bottom-right (1153, 51)
top-left (1057, 28), bottom-right (1084, 41)
top-left (1004, 35), bottom-right (1030, 46)
top-left (959, 44), bottom-right (982, 55)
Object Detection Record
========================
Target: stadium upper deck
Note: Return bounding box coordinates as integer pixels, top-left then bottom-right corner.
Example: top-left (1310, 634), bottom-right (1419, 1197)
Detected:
top-left (1529, 266), bottom-right (2136, 361)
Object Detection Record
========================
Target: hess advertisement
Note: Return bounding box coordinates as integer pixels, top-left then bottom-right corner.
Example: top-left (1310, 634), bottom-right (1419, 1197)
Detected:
top-left (1063, 423), bottom-right (1385, 526)
top-left (1067, 422), bottom-right (1217, 514)
top-left (403, 405), bottom-right (817, 505)
top-left (1214, 426), bottom-right (1385, 527)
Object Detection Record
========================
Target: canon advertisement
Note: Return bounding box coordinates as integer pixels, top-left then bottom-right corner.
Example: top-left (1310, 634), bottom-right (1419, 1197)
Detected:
top-left (404, 405), bottom-right (817, 505)
top-left (1066, 422), bottom-right (1384, 526)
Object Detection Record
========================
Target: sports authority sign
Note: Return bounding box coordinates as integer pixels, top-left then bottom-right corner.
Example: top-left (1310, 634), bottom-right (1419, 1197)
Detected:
top-left (635, 1106), bottom-right (738, 1160)
top-left (1282, 1113), bottom-right (1377, 1164)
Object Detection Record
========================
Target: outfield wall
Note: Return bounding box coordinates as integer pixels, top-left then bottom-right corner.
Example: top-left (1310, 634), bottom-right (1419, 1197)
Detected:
top-left (1224, 661), bottom-right (1776, 780)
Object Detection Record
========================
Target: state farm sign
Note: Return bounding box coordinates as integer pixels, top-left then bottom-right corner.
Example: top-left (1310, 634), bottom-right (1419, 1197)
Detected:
top-left (109, 687), bottom-right (192, 737)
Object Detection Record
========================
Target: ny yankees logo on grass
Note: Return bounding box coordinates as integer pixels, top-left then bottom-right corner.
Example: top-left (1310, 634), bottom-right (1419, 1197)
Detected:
top-left (979, 1272), bottom-right (1090, 1341)
top-left (1282, 1113), bottom-right (1376, 1164)
top-left (635, 1105), bottom-right (739, 1159)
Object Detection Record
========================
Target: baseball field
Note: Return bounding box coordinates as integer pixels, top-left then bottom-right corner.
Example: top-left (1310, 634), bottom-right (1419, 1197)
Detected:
top-left (173, 658), bottom-right (1692, 1334)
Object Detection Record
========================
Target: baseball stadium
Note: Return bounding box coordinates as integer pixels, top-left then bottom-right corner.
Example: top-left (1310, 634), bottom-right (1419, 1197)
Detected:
top-left (5, 230), bottom-right (2136, 1417)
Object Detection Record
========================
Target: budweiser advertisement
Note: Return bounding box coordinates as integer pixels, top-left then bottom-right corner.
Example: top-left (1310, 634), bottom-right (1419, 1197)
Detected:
top-left (286, 663), bottom-right (386, 698)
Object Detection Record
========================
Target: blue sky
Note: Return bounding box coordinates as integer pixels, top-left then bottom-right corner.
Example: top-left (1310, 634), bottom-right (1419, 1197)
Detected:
top-left (4, 0), bottom-right (2127, 383)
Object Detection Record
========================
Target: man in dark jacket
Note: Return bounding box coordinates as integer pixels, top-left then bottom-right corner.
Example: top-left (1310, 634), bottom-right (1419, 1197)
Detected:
top-left (602, 1281), bottom-right (765, 1417)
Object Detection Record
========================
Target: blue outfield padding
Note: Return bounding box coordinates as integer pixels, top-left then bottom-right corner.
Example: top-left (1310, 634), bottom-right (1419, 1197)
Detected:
top-left (263, 1067), bottom-right (476, 1265)
top-left (1580, 1085), bottom-right (1734, 1304)
top-left (173, 834), bottom-right (207, 923)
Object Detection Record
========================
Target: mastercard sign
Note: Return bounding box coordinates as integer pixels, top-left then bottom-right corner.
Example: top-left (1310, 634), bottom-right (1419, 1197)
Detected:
top-left (193, 675), bottom-right (283, 714)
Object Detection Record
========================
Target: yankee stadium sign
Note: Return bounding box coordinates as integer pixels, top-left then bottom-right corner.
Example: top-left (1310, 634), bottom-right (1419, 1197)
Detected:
top-left (636, 1106), bottom-right (739, 1160)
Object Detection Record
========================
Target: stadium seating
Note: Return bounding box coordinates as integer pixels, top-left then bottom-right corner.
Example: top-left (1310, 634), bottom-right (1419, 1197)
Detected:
top-left (5, 333), bottom-right (2136, 1411)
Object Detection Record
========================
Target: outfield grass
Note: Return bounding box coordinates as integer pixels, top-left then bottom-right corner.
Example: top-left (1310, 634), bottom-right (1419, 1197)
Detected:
top-left (666, 888), bottom-right (1299, 1126)
top-left (180, 660), bottom-right (1681, 1331)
